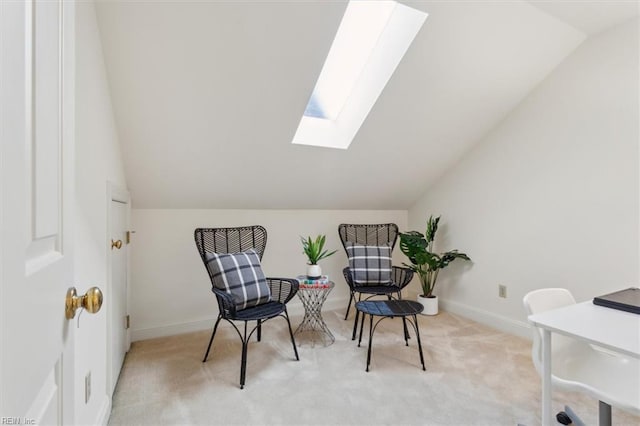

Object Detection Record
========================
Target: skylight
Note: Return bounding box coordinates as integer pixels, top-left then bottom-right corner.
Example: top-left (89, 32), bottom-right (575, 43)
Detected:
top-left (292, 1), bottom-right (427, 150)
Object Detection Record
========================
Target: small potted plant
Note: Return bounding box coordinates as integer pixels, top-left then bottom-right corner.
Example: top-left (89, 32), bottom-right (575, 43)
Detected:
top-left (399, 215), bottom-right (471, 315)
top-left (301, 235), bottom-right (337, 279)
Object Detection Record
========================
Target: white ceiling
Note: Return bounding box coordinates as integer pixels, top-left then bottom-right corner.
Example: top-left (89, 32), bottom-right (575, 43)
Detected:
top-left (94, 0), bottom-right (638, 209)
top-left (526, 0), bottom-right (639, 35)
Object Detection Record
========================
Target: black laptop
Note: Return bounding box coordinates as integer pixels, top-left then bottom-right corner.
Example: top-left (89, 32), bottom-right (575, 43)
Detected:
top-left (593, 287), bottom-right (640, 314)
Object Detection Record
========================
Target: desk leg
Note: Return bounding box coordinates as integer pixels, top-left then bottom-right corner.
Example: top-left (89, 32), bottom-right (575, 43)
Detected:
top-left (542, 328), bottom-right (552, 426)
top-left (598, 401), bottom-right (611, 426)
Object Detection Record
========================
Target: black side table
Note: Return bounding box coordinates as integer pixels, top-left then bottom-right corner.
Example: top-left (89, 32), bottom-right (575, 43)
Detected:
top-left (355, 300), bottom-right (426, 372)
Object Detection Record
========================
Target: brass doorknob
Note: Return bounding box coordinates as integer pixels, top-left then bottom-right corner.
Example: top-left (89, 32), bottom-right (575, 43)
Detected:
top-left (111, 239), bottom-right (123, 250)
top-left (65, 287), bottom-right (103, 319)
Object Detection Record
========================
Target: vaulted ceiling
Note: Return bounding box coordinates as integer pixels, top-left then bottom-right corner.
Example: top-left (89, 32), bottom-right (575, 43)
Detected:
top-left (95, 0), bottom-right (638, 209)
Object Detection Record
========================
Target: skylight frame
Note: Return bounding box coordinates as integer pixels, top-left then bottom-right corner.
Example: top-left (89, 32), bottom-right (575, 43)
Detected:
top-left (292, 1), bottom-right (428, 150)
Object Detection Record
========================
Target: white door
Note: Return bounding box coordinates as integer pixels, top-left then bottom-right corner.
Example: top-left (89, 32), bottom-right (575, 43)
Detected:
top-left (108, 188), bottom-right (130, 396)
top-left (1, 1), bottom-right (79, 424)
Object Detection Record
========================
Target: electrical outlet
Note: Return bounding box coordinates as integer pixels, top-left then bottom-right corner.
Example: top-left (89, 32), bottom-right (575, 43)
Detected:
top-left (498, 285), bottom-right (507, 299)
top-left (85, 371), bottom-right (91, 404)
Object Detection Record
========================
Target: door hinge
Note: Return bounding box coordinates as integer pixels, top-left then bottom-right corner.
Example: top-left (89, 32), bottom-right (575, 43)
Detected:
top-left (125, 314), bottom-right (130, 329)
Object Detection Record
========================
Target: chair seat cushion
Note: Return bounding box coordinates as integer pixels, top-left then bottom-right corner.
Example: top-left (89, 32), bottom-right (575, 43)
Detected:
top-left (354, 284), bottom-right (401, 295)
top-left (234, 301), bottom-right (286, 321)
top-left (345, 243), bottom-right (393, 286)
top-left (205, 249), bottom-right (271, 310)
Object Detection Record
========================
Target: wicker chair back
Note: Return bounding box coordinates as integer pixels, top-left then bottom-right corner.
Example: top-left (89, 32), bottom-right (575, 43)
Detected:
top-left (338, 223), bottom-right (399, 251)
top-left (195, 225), bottom-right (267, 260)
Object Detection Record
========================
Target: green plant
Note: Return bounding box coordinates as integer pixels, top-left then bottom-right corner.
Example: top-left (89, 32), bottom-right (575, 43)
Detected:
top-left (399, 215), bottom-right (471, 298)
top-left (301, 235), bottom-right (337, 265)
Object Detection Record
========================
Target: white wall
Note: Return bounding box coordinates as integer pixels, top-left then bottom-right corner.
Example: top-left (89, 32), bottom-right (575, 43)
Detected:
top-left (129, 209), bottom-right (407, 340)
top-left (408, 19), bottom-right (639, 338)
top-left (75, 1), bottom-right (128, 424)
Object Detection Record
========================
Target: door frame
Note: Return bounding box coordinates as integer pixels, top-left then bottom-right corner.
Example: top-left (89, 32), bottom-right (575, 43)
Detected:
top-left (106, 181), bottom-right (131, 398)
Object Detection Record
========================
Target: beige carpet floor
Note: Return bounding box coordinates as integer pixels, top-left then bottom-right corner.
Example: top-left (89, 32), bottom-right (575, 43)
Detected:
top-left (109, 309), bottom-right (640, 425)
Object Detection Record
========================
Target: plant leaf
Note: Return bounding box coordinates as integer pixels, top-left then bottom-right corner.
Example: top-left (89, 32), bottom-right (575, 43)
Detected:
top-left (399, 216), bottom-right (471, 295)
top-left (301, 234), bottom-right (336, 264)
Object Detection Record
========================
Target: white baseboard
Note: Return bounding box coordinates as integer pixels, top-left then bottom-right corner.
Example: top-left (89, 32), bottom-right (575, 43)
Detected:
top-left (131, 298), bottom-right (348, 342)
top-left (131, 296), bottom-right (531, 342)
top-left (97, 395), bottom-right (111, 426)
top-left (439, 298), bottom-right (532, 340)
top-left (132, 317), bottom-right (216, 341)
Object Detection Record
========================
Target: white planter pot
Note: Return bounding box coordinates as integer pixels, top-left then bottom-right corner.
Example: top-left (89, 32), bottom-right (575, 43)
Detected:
top-left (306, 264), bottom-right (322, 279)
top-left (417, 295), bottom-right (438, 315)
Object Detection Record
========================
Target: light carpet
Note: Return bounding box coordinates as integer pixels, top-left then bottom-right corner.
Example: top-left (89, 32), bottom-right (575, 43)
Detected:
top-left (109, 309), bottom-right (640, 425)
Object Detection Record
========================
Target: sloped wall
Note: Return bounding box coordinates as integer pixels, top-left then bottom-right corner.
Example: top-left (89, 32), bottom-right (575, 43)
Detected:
top-left (408, 19), bottom-right (639, 337)
top-left (129, 209), bottom-right (407, 340)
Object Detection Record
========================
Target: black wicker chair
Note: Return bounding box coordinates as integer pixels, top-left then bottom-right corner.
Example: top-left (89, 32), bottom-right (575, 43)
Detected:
top-left (338, 223), bottom-right (414, 339)
top-left (194, 226), bottom-right (299, 389)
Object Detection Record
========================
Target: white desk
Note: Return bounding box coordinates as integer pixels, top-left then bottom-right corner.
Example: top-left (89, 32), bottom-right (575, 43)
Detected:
top-left (528, 301), bottom-right (640, 425)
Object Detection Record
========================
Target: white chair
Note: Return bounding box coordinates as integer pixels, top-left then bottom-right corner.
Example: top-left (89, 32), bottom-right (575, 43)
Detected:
top-left (523, 288), bottom-right (640, 426)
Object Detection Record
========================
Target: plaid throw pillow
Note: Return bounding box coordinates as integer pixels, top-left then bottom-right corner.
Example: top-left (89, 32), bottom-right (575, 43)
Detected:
top-left (204, 249), bottom-right (271, 310)
top-left (345, 243), bottom-right (393, 286)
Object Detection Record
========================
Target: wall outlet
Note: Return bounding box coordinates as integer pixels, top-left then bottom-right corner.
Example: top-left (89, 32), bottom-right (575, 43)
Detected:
top-left (85, 371), bottom-right (91, 404)
top-left (498, 284), bottom-right (507, 298)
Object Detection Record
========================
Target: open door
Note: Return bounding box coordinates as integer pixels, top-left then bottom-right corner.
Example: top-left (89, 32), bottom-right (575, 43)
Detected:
top-left (0, 1), bottom-right (90, 423)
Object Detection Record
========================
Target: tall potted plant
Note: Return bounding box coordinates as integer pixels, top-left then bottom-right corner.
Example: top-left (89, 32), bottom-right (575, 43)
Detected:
top-left (399, 215), bottom-right (471, 315)
top-left (301, 235), bottom-right (337, 279)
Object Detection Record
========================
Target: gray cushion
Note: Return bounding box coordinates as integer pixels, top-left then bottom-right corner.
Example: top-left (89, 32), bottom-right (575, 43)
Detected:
top-left (204, 249), bottom-right (271, 310)
top-left (345, 243), bottom-right (393, 286)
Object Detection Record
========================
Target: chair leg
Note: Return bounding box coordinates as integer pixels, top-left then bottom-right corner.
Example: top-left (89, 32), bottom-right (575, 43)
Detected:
top-left (240, 321), bottom-right (248, 389)
top-left (403, 317), bottom-right (410, 343)
top-left (352, 308), bottom-right (360, 340)
top-left (257, 319), bottom-right (262, 342)
top-left (358, 313), bottom-right (366, 347)
top-left (413, 314), bottom-right (426, 371)
top-left (351, 294), bottom-right (363, 340)
top-left (344, 292), bottom-right (354, 320)
top-left (284, 308), bottom-right (299, 361)
top-left (366, 313), bottom-right (374, 372)
top-left (202, 315), bottom-right (222, 362)
top-left (397, 291), bottom-right (410, 341)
